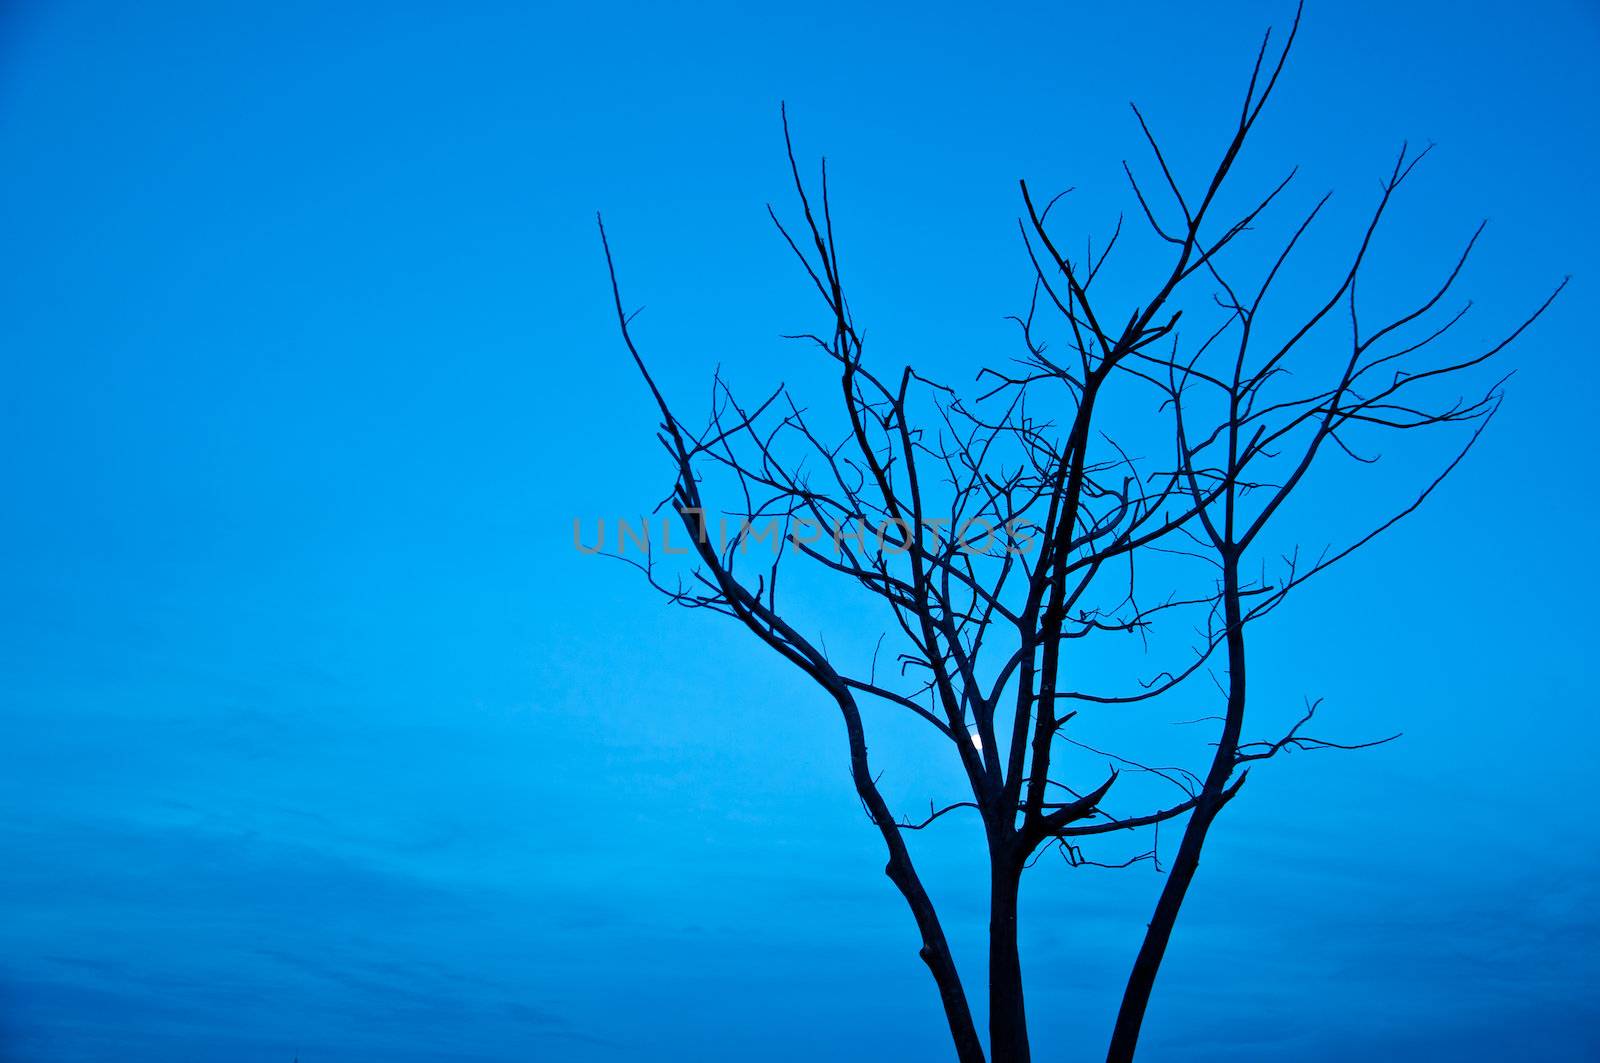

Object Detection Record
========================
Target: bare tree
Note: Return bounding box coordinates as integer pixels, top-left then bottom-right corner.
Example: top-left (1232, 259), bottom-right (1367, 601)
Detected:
top-left (594, 7), bottom-right (1562, 1061)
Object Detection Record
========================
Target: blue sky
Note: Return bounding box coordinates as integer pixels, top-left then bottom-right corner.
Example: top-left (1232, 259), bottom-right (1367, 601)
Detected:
top-left (1, 1), bottom-right (1597, 1060)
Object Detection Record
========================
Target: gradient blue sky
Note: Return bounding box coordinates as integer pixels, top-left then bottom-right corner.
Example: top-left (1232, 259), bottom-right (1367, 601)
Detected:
top-left (2, 1), bottom-right (1597, 1060)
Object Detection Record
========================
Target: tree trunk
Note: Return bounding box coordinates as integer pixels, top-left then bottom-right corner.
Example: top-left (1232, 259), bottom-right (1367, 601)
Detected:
top-left (1103, 801), bottom-right (1220, 1063)
top-left (1106, 554), bottom-right (1246, 1063)
top-left (989, 857), bottom-right (1029, 1063)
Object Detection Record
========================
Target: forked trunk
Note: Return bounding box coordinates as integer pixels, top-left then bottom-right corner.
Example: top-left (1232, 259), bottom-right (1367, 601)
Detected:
top-left (1103, 801), bottom-right (1220, 1063)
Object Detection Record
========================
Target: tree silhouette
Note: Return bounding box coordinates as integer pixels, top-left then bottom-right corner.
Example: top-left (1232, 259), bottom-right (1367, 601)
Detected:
top-left (596, 7), bottom-right (1561, 1060)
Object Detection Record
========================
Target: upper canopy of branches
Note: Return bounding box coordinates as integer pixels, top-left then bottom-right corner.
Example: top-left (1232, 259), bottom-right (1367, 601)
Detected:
top-left (596, 10), bottom-right (1563, 864)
